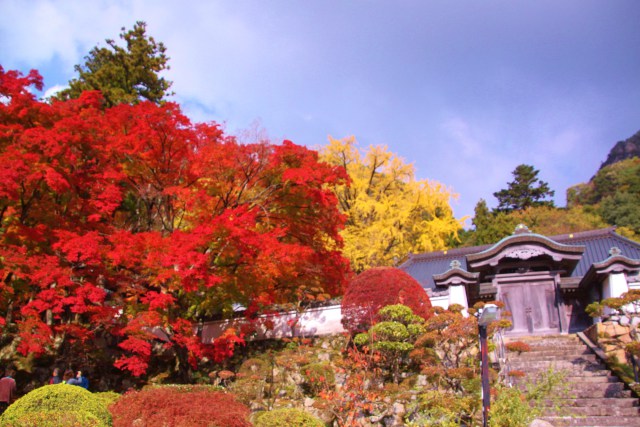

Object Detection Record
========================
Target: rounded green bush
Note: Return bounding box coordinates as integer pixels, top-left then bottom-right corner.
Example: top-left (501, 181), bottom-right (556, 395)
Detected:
top-left (254, 408), bottom-right (325, 427)
top-left (94, 390), bottom-right (121, 408)
top-left (0, 409), bottom-right (103, 427)
top-left (0, 384), bottom-right (111, 426)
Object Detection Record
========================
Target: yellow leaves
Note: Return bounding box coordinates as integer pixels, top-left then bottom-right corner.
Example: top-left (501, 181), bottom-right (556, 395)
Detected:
top-left (320, 136), bottom-right (463, 272)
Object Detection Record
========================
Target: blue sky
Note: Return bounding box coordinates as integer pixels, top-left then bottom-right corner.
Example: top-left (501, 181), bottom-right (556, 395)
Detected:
top-left (1, 1), bottom-right (639, 224)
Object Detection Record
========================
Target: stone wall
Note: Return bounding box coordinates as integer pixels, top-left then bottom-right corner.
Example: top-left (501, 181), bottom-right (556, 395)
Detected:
top-left (584, 316), bottom-right (640, 364)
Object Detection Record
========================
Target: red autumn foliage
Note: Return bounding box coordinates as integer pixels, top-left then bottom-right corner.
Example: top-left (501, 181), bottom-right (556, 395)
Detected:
top-left (505, 341), bottom-right (532, 354)
top-left (341, 267), bottom-right (432, 333)
top-left (508, 370), bottom-right (526, 378)
top-left (109, 386), bottom-right (251, 427)
top-left (0, 66), bottom-right (351, 378)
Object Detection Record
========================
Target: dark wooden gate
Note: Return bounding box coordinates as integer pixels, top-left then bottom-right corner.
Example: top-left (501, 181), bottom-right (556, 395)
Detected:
top-left (498, 280), bottom-right (560, 335)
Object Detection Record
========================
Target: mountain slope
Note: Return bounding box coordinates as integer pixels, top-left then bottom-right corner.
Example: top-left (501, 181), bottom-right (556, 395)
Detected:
top-left (600, 130), bottom-right (640, 170)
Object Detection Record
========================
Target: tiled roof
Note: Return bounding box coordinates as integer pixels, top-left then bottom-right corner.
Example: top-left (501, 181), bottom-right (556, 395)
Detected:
top-left (399, 227), bottom-right (640, 290)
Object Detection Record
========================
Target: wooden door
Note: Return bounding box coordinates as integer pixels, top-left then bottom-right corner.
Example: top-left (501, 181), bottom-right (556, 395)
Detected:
top-left (498, 281), bottom-right (560, 335)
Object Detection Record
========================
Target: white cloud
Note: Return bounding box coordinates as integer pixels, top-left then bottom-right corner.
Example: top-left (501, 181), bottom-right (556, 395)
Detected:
top-left (441, 117), bottom-right (484, 158)
top-left (0, 0), bottom-right (142, 77)
top-left (42, 84), bottom-right (67, 100)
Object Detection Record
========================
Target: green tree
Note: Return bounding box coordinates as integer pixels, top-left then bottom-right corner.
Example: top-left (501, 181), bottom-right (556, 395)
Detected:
top-left (567, 158), bottom-right (640, 237)
top-left (458, 203), bottom-right (607, 248)
top-left (600, 192), bottom-right (640, 233)
top-left (493, 164), bottom-right (555, 212)
top-left (354, 304), bottom-right (425, 384)
top-left (467, 199), bottom-right (515, 245)
top-left (509, 205), bottom-right (607, 236)
top-left (56, 21), bottom-right (172, 107)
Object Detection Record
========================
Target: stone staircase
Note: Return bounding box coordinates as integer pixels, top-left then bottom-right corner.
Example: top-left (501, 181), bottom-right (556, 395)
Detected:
top-left (505, 334), bottom-right (640, 427)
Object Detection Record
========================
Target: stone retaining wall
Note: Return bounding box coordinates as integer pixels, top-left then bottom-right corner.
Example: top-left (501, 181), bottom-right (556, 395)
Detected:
top-left (584, 316), bottom-right (640, 363)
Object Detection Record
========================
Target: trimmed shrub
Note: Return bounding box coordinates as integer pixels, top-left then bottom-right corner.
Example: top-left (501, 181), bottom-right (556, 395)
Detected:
top-left (94, 391), bottom-right (121, 407)
top-left (254, 408), bottom-right (325, 427)
top-left (109, 385), bottom-right (251, 427)
top-left (341, 267), bottom-right (432, 332)
top-left (0, 384), bottom-right (111, 426)
top-left (0, 409), bottom-right (103, 427)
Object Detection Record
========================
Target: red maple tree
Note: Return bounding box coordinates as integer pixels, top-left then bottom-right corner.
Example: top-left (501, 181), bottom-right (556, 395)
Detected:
top-left (341, 267), bottom-right (432, 333)
top-left (0, 66), bottom-right (350, 379)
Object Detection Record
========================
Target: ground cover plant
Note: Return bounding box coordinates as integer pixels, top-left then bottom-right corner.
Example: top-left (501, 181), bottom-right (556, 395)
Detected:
top-left (253, 407), bottom-right (325, 427)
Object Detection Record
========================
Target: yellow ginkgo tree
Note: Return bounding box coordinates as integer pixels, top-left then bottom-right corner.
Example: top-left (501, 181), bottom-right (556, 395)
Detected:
top-left (319, 136), bottom-right (463, 272)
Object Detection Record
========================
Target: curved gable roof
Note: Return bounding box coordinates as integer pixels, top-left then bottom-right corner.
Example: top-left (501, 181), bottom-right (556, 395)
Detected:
top-left (399, 227), bottom-right (640, 291)
top-left (466, 227), bottom-right (584, 270)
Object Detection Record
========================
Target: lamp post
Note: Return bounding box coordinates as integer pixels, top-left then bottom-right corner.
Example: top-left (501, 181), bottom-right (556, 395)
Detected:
top-left (478, 304), bottom-right (498, 427)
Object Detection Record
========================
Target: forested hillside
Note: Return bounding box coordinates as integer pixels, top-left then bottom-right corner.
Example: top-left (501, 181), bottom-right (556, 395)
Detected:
top-left (460, 129), bottom-right (640, 246)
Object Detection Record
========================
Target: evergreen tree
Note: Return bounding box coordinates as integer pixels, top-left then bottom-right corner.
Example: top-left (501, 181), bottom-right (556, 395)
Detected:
top-left (471, 199), bottom-right (514, 244)
top-left (493, 164), bottom-right (555, 212)
top-left (56, 21), bottom-right (172, 107)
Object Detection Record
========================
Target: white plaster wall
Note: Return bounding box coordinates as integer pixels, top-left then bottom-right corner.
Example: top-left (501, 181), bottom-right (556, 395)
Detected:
top-left (602, 273), bottom-right (631, 316)
top-left (430, 294), bottom-right (450, 310)
top-left (201, 305), bottom-right (345, 343)
top-left (202, 295), bottom-right (457, 343)
top-left (603, 273), bottom-right (629, 300)
top-left (448, 285), bottom-right (468, 309)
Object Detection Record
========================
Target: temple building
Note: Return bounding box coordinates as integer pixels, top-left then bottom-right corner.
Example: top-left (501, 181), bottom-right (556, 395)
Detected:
top-left (399, 225), bottom-right (640, 336)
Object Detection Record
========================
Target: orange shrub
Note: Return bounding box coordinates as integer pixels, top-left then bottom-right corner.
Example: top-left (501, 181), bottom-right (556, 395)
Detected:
top-left (505, 341), bottom-right (532, 354)
top-left (109, 385), bottom-right (250, 427)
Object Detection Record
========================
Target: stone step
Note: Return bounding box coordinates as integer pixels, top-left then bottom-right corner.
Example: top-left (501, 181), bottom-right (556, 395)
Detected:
top-left (521, 381), bottom-right (631, 398)
top-left (504, 335), bottom-right (640, 426)
top-left (511, 354), bottom-right (598, 362)
top-left (540, 415), bottom-right (640, 426)
top-left (509, 357), bottom-right (603, 365)
top-left (564, 375), bottom-right (619, 383)
top-left (509, 361), bottom-right (607, 376)
top-left (542, 397), bottom-right (640, 408)
top-left (567, 384), bottom-right (632, 399)
top-left (511, 368), bottom-right (612, 378)
top-left (509, 348), bottom-right (593, 357)
top-left (510, 336), bottom-right (581, 345)
top-left (519, 342), bottom-right (587, 348)
top-left (509, 376), bottom-right (616, 391)
top-left (510, 371), bottom-right (611, 380)
top-left (543, 404), bottom-right (640, 417)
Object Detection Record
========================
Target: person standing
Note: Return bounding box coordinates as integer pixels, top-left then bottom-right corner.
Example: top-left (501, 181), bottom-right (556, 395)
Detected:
top-left (49, 367), bottom-right (61, 385)
top-left (73, 370), bottom-right (89, 389)
top-left (0, 366), bottom-right (17, 415)
top-left (62, 369), bottom-right (74, 384)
